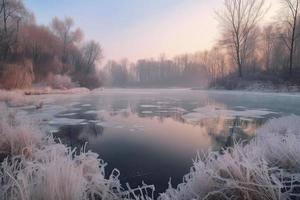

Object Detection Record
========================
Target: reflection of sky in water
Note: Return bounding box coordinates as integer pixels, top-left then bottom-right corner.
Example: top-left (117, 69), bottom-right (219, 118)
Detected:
top-left (19, 89), bottom-right (300, 195)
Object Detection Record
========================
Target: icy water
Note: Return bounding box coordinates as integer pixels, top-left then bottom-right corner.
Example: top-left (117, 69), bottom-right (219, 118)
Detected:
top-left (20, 89), bottom-right (300, 195)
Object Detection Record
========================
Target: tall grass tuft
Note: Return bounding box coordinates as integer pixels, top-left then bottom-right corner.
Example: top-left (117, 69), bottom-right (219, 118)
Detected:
top-left (0, 105), bottom-right (42, 160)
top-left (158, 116), bottom-right (300, 200)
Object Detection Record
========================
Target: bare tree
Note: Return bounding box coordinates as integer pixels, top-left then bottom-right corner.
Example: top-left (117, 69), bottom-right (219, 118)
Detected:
top-left (217, 0), bottom-right (268, 77)
top-left (51, 17), bottom-right (83, 73)
top-left (0, 0), bottom-right (29, 60)
top-left (81, 40), bottom-right (103, 67)
top-left (280, 0), bottom-right (300, 76)
top-left (261, 25), bottom-right (275, 71)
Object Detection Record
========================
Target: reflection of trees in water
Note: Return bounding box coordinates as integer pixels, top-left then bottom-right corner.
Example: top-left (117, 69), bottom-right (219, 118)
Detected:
top-left (54, 123), bottom-right (104, 150)
top-left (210, 116), bottom-right (265, 150)
top-left (96, 99), bottom-right (265, 150)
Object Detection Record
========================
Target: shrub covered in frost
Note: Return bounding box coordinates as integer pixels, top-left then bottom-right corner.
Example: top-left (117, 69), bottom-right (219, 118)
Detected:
top-left (0, 90), bottom-right (39, 107)
top-left (159, 116), bottom-right (300, 200)
top-left (0, 142), bottom-right (124, 200)
top-left (47, 74), bottom-right (75, 90)
top-left (0, 106), bottom-right (42, 160)
top-left (0, 105), bottom-right (152, 200)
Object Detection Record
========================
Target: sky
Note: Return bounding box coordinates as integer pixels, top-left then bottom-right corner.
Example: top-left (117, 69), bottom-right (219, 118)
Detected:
top-left (24, 0), bottom-right (279, 62)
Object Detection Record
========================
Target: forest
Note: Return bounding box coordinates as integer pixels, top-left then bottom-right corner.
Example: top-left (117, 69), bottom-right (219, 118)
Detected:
top-left (0, 0), bottom-right (102, 90)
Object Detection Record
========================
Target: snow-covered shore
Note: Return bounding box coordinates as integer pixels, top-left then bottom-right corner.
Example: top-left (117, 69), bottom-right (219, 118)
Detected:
top-left (209, 81), bottom-right (300, 93)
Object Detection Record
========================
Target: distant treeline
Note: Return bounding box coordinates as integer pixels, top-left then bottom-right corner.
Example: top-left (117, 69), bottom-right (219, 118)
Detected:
top-left (101, 51), bottom-right (225, 88)
top-left (0, 0), bottom-right (102, 89)
top-left (102, 0), bottom-right (300, 88)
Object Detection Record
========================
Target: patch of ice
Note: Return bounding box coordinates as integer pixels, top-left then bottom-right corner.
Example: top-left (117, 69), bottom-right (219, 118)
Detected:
top-left (59, 113), bottom-right (76, 117)
top-left (169, 107), bottom-right (187, 112)
top-left (96, 122), bottom-right (108, 127)
top-left (85, 110), bottom-right (97, 114)
top-left (49, 129), bottom-right (59, 133)
top-left (81, 104), bottom-right (92, 107)
top-left (182, 105), bottom-right (276, 123)
top-left (140, 105), bottom-right (160, 108)
top-left (48, 118), bottom-right (86, 126)
top-left (156, 110), bottom-right (170, 113)
top-left (156, 101), bottom-right (169, 105)
top-left (141, 111), bottom-right (153, 114)
top-left (26, 105), bottom-right (68, 122)
top-left (235, 106), bottom-right (247, 109)
top-left (239, 117), bottom-right (253, 122)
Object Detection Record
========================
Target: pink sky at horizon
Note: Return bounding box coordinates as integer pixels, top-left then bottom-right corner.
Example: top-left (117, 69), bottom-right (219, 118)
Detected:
top-left (26, 0), bottom-right (280, 63)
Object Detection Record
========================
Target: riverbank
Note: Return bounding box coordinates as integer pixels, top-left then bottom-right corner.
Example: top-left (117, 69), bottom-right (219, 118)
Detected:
top-left (208, 81), bottom-right (300, 93)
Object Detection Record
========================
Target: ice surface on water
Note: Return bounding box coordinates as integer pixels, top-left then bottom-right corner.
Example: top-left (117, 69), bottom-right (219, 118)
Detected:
top-left (140, 105), bottom-right (161, 108)
top-left (69, 108), bottom-right (82, 111)
top-left (23, 104), bottom-right (69, 123)
top-left (141, 111), bottom-right (153, 114)
top-left (84, 110), bottom-right (98, 114)
top-left (48, 118), bottom-right (86, 126)
top-left (156, 101), bottom-right (169, 105)
top-left (169, 107), bottom-right (186, 112)
top-left (182, 105), bottom-right (277, 122)
top-left (156, 110), bottom-right (170, 113)
top-left (81, 104), bottom-right (92, 107)
top-left (59, 113), bottom-right (76, 117)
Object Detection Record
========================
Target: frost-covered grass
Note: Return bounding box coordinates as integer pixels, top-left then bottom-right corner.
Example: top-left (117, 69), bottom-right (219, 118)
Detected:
top-left (0, 142), bottom-right (126, 200)
top-left (0, 105), bottom-right (42, 159)
top-left (1, 102), bottom-right (300, 200)
top-left (0, 105), bottom-right (153, 200)
top-left (159, 116), bottom-right (300, 200)
top-left (0, 90), bottom-right (39, 107)
top-left (24, 87), bottom-right (90, 95)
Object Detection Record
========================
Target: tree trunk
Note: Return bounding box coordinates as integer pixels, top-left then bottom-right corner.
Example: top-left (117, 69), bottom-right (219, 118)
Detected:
top-left (236, 45), bottom-right (243, 78)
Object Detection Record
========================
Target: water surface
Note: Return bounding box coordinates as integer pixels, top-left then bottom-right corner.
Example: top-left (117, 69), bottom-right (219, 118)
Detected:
top-left (21, 89), bottom-right (300, 194)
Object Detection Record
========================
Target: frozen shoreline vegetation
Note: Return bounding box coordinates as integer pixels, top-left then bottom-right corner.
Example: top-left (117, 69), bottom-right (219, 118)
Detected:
top-left (0, 88), bottom-right (90, 107)
top-left (160, 116), bottom-right (300, 200)
top-left (0, 92), bottom-right (300, 200)
top-left (0, 104), bottom-right (154, 200)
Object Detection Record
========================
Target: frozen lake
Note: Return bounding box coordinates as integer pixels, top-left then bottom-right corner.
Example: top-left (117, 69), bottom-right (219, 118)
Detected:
top-left (20, 88), bottom-right (300, 194)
